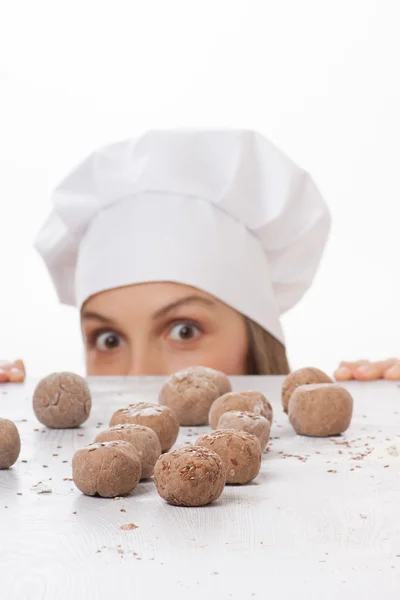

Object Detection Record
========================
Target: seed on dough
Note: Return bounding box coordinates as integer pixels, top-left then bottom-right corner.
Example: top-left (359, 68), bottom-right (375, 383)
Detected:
top-left (195, 429), bottom-right (262, 485)
top-left (154, 446), bottom-right (226, 506)
top-left (217, 410), bottom-right (271, 450)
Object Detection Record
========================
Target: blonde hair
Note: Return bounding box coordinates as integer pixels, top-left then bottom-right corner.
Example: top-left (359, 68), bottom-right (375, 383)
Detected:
top-left (245, 318), bottom-right (290, 375)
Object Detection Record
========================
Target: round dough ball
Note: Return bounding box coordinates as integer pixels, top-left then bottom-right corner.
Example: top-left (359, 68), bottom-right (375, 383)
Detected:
top-left (195, 429), bottom-right (262, 484)
top-left (33, 372), bottom-right (91, 428)
top-left (0, 418), bottom-right (21, 469)
top-left (281, 367), bottom-right (332, 414)
top-left (159, 371), bottom-right (220, 426)
top-left (217, 410), bottom-right (271, 451)
top-left (154, 445), bottom-right (226, 506)
top-left (209, 391), bottom-right (273, 429)
top-left (72, 440), bottom-right (141, 497)
top-left (175, 366), bottom-right (232, 396)
top-left (109, 402), bottom-right (179, 452)
top-left (95, 423), bottom-right (161, 479)
top-left (288, 383), bottom-right (353, 437)
top-left (240, 391), bottom-right (273, 424)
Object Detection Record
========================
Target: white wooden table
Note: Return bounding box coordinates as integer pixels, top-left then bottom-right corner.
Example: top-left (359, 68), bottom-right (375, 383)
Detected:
top-left (1, 376), bottom-right (400, 599)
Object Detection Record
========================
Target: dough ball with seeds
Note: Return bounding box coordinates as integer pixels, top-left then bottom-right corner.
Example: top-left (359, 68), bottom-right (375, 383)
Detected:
top-left (217, 410), bottom-right (271, 450)
top-left (33, 372), bottom-right (91, 429)
top-left (281, 367), bottom-right (332, 414)
top-left (288, 383), bottom-right (353, 437)
top-left (154, 446), bottom-right (226, 506)
top-left (0, 419), bottom-right (21, 469)
top-left (195, 429), bottom-right (261, 484)
top-left (209, 391), bottom-right (273, 429)
top-left (72, 440), bottom-right (141, 497)
top-left (159, 370), bottom-right (221, 426)
top-left (110, 402), bottom-right (179, 452)
top-left (175, 366), bottom-right (232, 397)
top-left (95, 423), bottom-right (161, 479)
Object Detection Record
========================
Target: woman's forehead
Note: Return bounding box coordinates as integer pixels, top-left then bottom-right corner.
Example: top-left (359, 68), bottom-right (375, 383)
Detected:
top-left (81, 282), bottom-right (219, 315)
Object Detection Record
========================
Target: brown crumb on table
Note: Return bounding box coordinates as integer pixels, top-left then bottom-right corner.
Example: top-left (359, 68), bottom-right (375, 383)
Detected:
top-left (120, 523), bottom-right (139, 530)
top-left (63, 477), bottom-right (73, 481)
top-left (360, 515), bottom-right (367, 519)
top-left (57, 445), bottom-right (63, 449)
top-left (21, 460), bottom-right (28, 463)
top-left (120, 508), bottom-right (126, 513)
top-left (77, 433), bottom-right (84, 437)
top-left (117, 547), bottom-right (124, 554)
top-left (327, 470), bottom-right (337, 473)
top-left (52, 453), bottom-right (58, 457)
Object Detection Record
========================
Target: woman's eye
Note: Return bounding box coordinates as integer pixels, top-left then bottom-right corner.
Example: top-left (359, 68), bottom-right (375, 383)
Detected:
top-left (94, 331), bottom-right (124, 351)
top-left (169, 323), bottom-right (201, 341)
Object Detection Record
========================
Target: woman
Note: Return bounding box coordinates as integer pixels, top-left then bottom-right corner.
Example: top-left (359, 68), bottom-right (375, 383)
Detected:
top-left (1, 130), bottom-right (399, 383)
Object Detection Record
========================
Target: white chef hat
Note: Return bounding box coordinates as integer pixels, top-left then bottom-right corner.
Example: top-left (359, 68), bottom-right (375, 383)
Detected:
top-left (34, 129), bottom-right (331, 344)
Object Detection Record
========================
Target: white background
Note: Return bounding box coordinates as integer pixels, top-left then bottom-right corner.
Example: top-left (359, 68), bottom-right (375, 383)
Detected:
top-left (0, 0), bottom-right (399, 377)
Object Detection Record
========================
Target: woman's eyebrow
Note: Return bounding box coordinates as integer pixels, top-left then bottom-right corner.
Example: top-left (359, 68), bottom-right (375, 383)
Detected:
top-left (81, 311), bottom-right (118, 326)
top-left (152, 295), bottom-right (216, 321)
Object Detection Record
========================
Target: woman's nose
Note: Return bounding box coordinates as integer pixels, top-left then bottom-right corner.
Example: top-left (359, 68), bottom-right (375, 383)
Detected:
top-left (126, 348), bottom-right (164, 376)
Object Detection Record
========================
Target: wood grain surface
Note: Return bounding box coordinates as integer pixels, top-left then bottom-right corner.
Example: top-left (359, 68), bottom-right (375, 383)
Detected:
top-left (1, 376), bottom-right (399, 599)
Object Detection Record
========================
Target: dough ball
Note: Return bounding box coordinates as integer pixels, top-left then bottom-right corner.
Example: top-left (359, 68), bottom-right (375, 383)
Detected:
top-left (154, 445), bottom-right (226, 506)
top-left (33, 372), bottom-right (91, 428)
top-left (239, 391), bottom-right (273, 424)
top-left (72, 440), bottom-right (141, 497)
top-left (176, 366), bottom-right (232, 396)
top-left (0, 418), bottom-right (21, 469)
top-left (288, 383), bottom-right (353, 437)
top-left (159, 370), bottom-right (220, 426)
top-left (217, 410), bottom-right (271, 451)
top-left (109, 402), bottom-right (179, 452)
top-left (95, 423), bottom-right (161, 479)
top-left (209, 391), bottom-right (273, 429)
top-left (281, 367), bottom-right (332, 414)
top-left (195, 429), bottom-right (262, 484)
